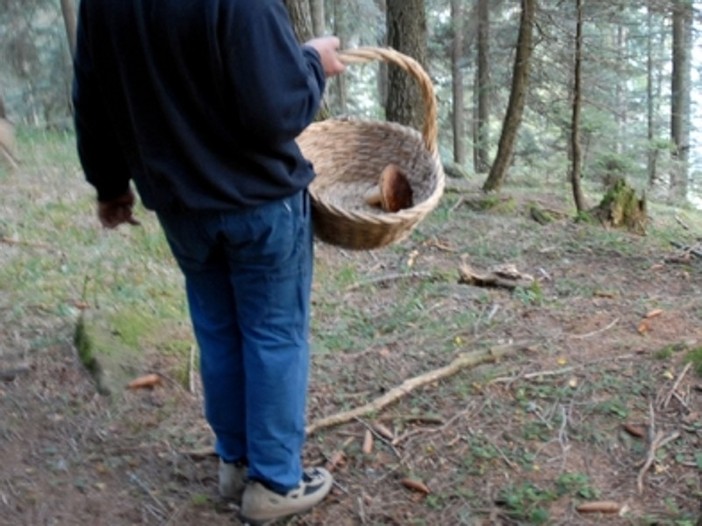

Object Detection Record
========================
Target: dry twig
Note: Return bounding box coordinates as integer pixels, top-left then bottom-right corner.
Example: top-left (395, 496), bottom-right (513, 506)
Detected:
top-left (569, 318), bottom-right (619, 340)
top-left (0, 236), bottom-right (53, 250)
top-left (346, 271), bottom-right (433, 292)
top-left (636, 403), bottom-right (681, 493)
top-left (662, 362), bottom-right (692, 409)
top-left (306, 344), bottom-right (519, 435)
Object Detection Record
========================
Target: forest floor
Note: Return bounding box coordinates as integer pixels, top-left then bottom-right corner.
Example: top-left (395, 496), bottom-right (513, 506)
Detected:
top-left (1, 133), bottom-right (701, 526)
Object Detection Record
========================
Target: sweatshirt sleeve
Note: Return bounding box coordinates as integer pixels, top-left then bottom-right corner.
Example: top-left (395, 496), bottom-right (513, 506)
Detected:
top-left (223, 1), bottom-right (326, 144)
top-left (72, 3), bottom-right (131, 202)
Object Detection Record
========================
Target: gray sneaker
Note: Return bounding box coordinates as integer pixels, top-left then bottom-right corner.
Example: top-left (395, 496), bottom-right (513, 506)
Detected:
top-left (218, 459), bottom-right (247, 501)
top-left (240, 467), bottom-right (333, 525)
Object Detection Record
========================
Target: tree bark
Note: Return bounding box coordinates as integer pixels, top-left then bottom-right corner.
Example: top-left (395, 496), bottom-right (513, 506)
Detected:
top-left (450, 0), bottom-right (466, 165)
top-left (385, 0), bottom-right (428, 132)
top-left (310, 0), bottom-right (325, 37)
top-left (59, 0), bottom-right (77, 59)
top-left (614, 14), bottom-right (627, 155)
top-left (482, 0), bottom-right (535, 192)
top-left (570, 0), bottom-right (586, 213)
top-left (670, 0), bottom-right (692, 199)
top-left (646, 1), bottom-right (657, 187)
top-left (330, 0), bottom-right (347, 114)
top-left (284, 0), bottom-right (330, 119)
top-left (474, 0), bottom-right (490, 173)
top-left (283, 0), bottom-right (315, 42)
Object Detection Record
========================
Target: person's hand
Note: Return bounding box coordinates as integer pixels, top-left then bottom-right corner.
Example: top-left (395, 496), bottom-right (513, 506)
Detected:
top-left (304, 36), bottom-right (345, 78)
top-left (97, 189), bottom-right (140, 229)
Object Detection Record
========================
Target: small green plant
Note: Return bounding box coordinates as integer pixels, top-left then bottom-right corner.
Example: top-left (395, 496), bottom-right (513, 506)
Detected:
top-left (513, 281), bottom-right (543, 306)
top-left (497, 482), bottom-right (554, 525)
top-left (190, 493), bottom-right (210, 507)
top-left (555, 472), bottom-right (598, 499)
top-left (596, 398), bottom-right (629, 419)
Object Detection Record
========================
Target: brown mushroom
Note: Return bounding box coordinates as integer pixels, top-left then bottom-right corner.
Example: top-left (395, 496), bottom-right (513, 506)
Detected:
top-left (365, 163), bottom-right (414, 212)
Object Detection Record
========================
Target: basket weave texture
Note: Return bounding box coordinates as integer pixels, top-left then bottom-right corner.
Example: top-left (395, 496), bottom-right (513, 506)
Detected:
top-left (297, 47), bottom-right (445, 250)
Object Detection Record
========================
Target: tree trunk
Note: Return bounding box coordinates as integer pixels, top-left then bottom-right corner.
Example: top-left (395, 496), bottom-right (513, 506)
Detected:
top-left (570, 0), bottom-right (586, 213)
top-left (59, 0), bottom-right (77, 59)
top-left (670, 0), bottom-right (692, 200)
top-left (284, 0), bottom-right (330, 119)
top-left (482, 0), bottom-right (535, 192)
top-left (331, 0), bottom-right (347, 115)
top-left (614, 15), bottom-right (627, 155)
top-left (0, 94), bottom-right (6, 119)
top-left (283, 0), bottom-right (315, 42)
top-left (385, 0), bottom-right (428, 132)
top-left (450, 0), bottom-right (466, 166)
top-left (646, 1), bottom-right (657, 187)
top-left (310, 0), bottom-right (325, 37)
top-left (474, 0), bottom-right (490, 173)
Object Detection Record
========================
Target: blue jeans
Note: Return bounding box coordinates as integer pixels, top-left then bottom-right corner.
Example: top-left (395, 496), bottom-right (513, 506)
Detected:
top-left (156, 190), bottom-right (313, 493)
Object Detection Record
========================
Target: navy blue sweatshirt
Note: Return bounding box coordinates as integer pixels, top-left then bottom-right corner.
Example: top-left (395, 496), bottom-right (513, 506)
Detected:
top-left (73, 0), bottom-right (326, 211)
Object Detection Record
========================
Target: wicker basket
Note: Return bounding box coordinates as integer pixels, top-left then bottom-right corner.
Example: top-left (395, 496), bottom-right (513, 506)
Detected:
top-left (297, 47), bottom-right (445, 250)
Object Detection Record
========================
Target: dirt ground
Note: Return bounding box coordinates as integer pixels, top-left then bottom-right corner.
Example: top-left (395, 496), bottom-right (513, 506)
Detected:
top-left (1, 179), bottom-right (701, 525)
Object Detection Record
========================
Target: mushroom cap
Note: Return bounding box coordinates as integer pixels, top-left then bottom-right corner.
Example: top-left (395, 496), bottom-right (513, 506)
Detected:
top-left (379, 163), bottom-right (413, 212)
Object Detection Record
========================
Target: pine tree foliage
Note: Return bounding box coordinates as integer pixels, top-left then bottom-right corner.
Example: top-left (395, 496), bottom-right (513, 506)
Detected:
top-left (0, 0), bottom-right (700, 203)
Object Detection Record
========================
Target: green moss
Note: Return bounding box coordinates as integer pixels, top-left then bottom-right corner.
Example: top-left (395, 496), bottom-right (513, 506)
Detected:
top-left (109, 309), bottom-right (157, 349)
top-left (593, 178), bottom-right (647, 233)
top-left (73, 314), bottom-right (109, 395)
top-left (74, 315), bottom-right (98, 375)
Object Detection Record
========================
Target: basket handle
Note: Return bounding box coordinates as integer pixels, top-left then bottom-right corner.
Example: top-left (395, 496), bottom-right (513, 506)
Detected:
top-left (337, 47), bottom-right (438, 155)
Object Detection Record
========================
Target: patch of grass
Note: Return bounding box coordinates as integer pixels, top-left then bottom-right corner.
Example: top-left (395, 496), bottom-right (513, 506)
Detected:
top-left (684, 347), bottom-right (702, 377)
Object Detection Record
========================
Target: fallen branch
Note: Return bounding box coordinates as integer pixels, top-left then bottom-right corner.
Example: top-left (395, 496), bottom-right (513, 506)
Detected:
top-left (458, 262), bottom-right (534, 290)
top-left (674, 215), bottom-right (691, 231)
top-left (0, 363), bottom-right (31, 382)
top-left (306, 344), bottom-right (519, 436)
top-left (670, 240), bottom-right (702, 259)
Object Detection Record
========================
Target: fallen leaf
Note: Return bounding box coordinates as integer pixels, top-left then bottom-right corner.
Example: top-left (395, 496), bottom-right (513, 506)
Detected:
top-left (622, 423), bottom-right (645, 438)
top-left (127, 373), bottom-right (161, 390)
top-left (362, 430), bottom-right (374, 454)
top-left (645, 308), bottom-right (664, 319)
top-left (637, 320), bottom-right (649, 335)
top-left (372, 422), bottom-right (395, 440)
top-left (325, 450), bottom-right (347, 472)
top-left (400, 478), bottom-right (430, 495)
top-left (576, 501), bottom-right (621, 514)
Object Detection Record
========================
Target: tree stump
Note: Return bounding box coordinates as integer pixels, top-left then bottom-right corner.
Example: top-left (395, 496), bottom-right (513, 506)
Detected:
top-left (590, 177), bottom-right (647, 234)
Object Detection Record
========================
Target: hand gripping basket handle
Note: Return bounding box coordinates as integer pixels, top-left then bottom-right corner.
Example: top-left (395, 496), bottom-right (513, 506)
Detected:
top-left (337, 47), bottom-right (439, 156)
